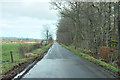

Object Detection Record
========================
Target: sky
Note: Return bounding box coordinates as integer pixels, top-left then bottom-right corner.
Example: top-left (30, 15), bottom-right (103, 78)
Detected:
top-left (0, 0), bottom-right (59, 40)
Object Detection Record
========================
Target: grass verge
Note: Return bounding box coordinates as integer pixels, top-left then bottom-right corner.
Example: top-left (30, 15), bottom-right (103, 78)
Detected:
top-left (60, 43), bottom-right (120, 76)
top-left (32, 43), bottom-right (52, 56)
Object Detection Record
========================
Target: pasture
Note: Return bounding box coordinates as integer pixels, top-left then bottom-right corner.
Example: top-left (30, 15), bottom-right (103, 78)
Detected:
top-left (2, 43), bottom-right (38, 74)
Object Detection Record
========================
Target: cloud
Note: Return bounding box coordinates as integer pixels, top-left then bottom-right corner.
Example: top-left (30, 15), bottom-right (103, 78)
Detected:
top-left (1, 1), bottom-right (58, 20)
top-left (0, 0), bottom-right (58, 39)
top-left (0, 0), bottom-right (51, 3)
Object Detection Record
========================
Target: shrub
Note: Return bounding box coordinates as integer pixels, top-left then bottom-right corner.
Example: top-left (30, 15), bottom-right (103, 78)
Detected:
top-left (99, 46), bottom-right (111, 58)
top-left (18, 43), bottom-right (43, 58)
top-left (111, 40), bottom-right (118, 48)
top-left (18, 44), bottom-right (26, 58)
top-left (29, 43), bottom-right (43, 52)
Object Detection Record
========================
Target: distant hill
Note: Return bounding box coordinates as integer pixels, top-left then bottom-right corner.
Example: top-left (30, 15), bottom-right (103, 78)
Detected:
top-left (0, 37), bottom-right (44, 43)
top-left (0, 37), bottom-right (42, 40)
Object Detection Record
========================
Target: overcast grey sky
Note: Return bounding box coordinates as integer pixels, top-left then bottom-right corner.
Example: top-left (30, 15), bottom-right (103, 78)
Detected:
top-left (0, 0), bottom-right (58, 40)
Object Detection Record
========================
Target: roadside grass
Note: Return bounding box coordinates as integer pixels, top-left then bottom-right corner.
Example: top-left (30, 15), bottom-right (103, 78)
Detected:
top-left (60, 43), bottom-right (119, 73)
top-left (32, 43), bottom-right (52, 56)
top-left (2, 43), bottom-right (52, 74)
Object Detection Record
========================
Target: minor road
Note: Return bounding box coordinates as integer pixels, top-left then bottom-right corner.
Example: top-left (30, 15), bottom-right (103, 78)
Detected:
top-left (22, 43), bottom-right (114, 78)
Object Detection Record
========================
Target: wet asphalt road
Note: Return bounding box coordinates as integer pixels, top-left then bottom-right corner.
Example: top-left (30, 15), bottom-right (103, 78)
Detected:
top-left (22, 43), bottom-right (114, 78)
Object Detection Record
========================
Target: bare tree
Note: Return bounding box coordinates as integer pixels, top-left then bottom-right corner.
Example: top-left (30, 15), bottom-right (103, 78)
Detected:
top-left (42, 25), bottom-right (53, 44)
top-left (51, 2), bottom-right (85, 49)
top-left (51, 1), bottom-right (119, 66)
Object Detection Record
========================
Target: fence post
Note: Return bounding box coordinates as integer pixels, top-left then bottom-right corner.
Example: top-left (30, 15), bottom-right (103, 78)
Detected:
top-left (10, 51), bottom-right (14, 63)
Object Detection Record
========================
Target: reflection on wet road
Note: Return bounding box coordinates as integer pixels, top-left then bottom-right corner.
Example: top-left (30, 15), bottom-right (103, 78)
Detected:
top-left (22, 43), bottom-right (114, 78)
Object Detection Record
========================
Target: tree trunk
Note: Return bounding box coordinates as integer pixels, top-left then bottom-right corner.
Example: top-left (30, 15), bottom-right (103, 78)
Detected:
top-left (108, 3), bottom-right (112, 48)
top-left (118, 1), bottom-right (120, 70)
top-left (73, 2), bottom-right (81, 49)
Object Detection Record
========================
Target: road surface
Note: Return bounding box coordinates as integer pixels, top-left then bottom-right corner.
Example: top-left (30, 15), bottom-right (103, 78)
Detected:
top-left (22, 43), bottom-right (114, 78)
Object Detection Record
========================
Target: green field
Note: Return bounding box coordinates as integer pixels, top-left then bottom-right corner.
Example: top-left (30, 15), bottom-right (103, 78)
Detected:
top-left (2, 43), bottom-right (35, 74)
top-left (2, 43), bottom-right (34, 62)
top-left (1, 43), bottom-right (52, 74)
